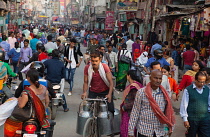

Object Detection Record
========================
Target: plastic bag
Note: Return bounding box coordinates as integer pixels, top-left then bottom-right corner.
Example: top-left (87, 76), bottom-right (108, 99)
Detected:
top-left (0, 97), bottom-right (18, 126)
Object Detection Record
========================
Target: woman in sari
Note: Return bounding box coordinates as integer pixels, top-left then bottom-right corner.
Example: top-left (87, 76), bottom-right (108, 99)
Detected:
top-left (116, 43), bottom-right (132, 91)
top-left (4, 69), bottom-right (50, 137)
top-left (178, 60), bottom-right (204, 93)
top-left (120, 70), bottom-right (143, 137)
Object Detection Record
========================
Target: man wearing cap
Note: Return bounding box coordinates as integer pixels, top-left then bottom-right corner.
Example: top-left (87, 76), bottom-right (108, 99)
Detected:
top-left (64, 38), bottom-right (83, 96)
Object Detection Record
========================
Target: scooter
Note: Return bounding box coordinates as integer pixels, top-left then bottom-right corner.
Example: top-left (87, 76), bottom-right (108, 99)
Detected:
top-left (16, 116), bottom-right (56, 137)
top-left (50, 83), bottom-right (65, 120)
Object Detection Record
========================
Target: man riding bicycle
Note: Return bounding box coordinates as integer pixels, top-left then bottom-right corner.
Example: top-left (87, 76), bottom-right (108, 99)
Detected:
top-left (81, 51), bottom-right (114, 114)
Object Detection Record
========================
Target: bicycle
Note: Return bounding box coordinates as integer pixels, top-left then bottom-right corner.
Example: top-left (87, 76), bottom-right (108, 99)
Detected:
top-left (82, 97), bottom-right (109, 137)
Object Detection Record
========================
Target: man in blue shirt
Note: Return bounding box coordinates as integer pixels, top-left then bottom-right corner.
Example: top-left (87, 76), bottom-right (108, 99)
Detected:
top-left (30, 35), bottom-right (39, 53)
top-left (151, 41), bottom-right (162, 56)
top-left (0, 35), bottom-right (10, 63)
top-left (144, 49), bottom-right (169, 74)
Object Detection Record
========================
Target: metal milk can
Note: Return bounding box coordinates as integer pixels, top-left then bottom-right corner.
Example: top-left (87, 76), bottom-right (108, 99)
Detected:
top-left (76, 101), bottom-right (92, 135)
top-left (113, 108), bottom-right (121, 134)
top-left (98, 101), bottom-right (113, 135)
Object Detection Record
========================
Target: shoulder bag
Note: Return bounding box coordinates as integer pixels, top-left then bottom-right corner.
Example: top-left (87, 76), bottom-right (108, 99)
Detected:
top-left (11, 90), bottom-right (33, 122)
top-left (120, 50), bottom-right (131, 64)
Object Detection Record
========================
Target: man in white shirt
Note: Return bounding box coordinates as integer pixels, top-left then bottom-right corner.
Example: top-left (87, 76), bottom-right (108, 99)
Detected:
top-left (107, 45), bottom-right (118, 75)
top-left (44, 35), bottom-right (58, 51)
top-left (33, 27), bottom-right (39, 35)
top-left (126, 36), bottom-right (134, 53)
top-left (143, 61), bottom-right (170, 94)
top-left (64, 38), bottom-right (83, 96)
top-left (8, 32), bottom-right (17, 49)
top-left (180, 71), bottom-right (210, 137)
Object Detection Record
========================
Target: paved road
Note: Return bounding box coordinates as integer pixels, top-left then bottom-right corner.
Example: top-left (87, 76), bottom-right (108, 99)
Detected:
top-left (0, 46), bottom-right (186, 137)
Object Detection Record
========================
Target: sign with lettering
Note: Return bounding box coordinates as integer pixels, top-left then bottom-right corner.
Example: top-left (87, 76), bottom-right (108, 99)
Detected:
top-left (105, 11), bottom-right (115, 30)
top-left (117, 0), bottom-right (138, 11)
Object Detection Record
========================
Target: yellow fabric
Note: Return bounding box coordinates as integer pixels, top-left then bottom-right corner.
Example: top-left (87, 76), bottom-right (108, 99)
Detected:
top-left (184, 70), bottom-right (197, 77)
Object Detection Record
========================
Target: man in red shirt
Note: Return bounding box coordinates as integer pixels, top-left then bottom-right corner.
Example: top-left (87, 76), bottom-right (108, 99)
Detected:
top-left (182, 44), bottom-right (195, 73)
top-left (81, 51), bottom-right (114, 113)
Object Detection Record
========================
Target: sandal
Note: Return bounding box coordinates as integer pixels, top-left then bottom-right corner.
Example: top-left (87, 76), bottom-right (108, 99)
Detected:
top-left (64, 108), bottom-right (69, 112)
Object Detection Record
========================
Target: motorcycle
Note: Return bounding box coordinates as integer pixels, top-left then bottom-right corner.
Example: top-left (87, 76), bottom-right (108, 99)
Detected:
top-left (16, 115), bottom-right (56, 137)
top-left (50, 83), bottom-right (65, 120)
top-left (0, 77), bottom-right (16, 105)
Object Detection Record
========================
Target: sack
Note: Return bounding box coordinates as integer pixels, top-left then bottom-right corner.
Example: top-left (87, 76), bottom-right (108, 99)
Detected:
top-left (120, 51), bottom-right (130, 64)
top-left (11, 91), bottom-right (33, 122)
top-left (0, 97), bottom-right (18, 126)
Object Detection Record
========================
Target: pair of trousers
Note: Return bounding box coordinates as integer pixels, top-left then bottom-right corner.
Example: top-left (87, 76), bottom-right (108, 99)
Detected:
top-left (187, 120), bottom-right (210, 137)
top-left (65, 67), bottom-right (76, 91)
top-left (12, 61), bottom-right (18, 73)
top-left (184, 65), bottom-right (192, 74)
top-left (18, 61), bottom-right (29, 80)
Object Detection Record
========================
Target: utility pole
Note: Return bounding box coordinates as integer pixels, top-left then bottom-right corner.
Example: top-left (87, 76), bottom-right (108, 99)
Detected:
top-left (151, 0), bottom-right (158, 32)
top-left (143, 0), bottom-right (152, 41)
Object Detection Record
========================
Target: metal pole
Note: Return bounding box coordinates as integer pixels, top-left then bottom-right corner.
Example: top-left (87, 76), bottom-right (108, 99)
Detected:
top-left (143, 0), bottom-right (152, 41)
top-left (151, 0), bottom-right (157, 32)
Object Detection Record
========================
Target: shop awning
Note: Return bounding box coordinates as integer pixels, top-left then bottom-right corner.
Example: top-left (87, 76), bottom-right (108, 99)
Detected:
top-left (159, 11), bottom-right (188, 17)
top-left (166, 4), bottom-right (202, 9)
top-left (38, 15), bottom-right (48, 18)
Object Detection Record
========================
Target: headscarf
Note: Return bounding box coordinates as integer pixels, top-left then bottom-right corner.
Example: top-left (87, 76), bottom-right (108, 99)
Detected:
top-left (133, 49), bottom-right (141, 62)
top-left (137, 51), bottom-right (148, 65)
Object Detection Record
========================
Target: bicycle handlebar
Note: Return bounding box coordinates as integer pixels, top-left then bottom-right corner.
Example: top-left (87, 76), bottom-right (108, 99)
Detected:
top-left (85, 97), bottom-right (107, 102)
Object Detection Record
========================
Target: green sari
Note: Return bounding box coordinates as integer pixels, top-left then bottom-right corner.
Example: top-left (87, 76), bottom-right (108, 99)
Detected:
top-left (116, 61), bottom-right (130, 90)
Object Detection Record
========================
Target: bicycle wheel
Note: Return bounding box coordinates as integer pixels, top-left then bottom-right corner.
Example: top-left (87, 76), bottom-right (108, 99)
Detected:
top-left (83, 117), bottom-right (95, 137)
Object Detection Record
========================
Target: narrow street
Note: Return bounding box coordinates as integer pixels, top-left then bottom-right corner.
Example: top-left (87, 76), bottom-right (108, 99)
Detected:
top-left (0, 46), bottom-right (186, 137)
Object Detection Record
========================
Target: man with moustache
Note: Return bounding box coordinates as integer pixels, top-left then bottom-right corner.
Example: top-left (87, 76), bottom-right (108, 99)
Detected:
top-left (81, 51), bottom-right (114, 114)
top-left (128, 70), bottom-right (175, 137)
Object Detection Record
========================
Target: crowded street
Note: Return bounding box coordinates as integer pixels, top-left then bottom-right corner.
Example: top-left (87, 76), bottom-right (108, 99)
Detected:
top-left (0, 45), bottom-right (187, 137)
top-left (0, 0), bottom-right (209, 137)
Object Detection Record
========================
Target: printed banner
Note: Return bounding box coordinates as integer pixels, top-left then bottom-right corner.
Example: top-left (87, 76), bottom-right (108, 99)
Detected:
top-left (117, 0), bottom-right (138, 11)
top-left (105, 11), bottom-right (115, 30)
top-left (53, 1), bottom-right (60, 15)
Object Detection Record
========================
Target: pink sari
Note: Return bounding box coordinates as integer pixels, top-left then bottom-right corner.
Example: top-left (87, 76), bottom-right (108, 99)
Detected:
top-left (120, 81), bottom-right (143, 137)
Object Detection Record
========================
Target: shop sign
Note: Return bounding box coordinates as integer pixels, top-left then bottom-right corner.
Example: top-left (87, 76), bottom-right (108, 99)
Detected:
top-left (105, 11), bottom-right (115, 30)
top-left (0, 17), bottom-right (4, 26)
top-left (117, 0), bottom-right (138, 11)
top-left (53, 1), bottom-right (60, 15)
top-left (10, 4), bottom-right (15, 12)
top-left (206, 0), bottom-right (210, 4)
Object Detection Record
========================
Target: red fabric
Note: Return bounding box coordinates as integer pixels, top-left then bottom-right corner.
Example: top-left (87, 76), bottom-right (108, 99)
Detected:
top-left (145, 83), bottom-right (175, 133)
top-left (178, 75), bottom-right (194, 91)
top-left (133, 49), bottom-right (141, 62)
top-left (38, 52), bottom-right (48, 61)
top-left (168, 77), bottom-right (179, 95)
top-left (26, 87), bottom-right (50, 128)
top-left (183, 50), bottom-right (195, 65)
top-left (84, 63), bottom-right (110, 93)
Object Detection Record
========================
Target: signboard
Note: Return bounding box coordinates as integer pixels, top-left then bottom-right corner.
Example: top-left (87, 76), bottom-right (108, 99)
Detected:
top-left (10, 4), bottom-right (15, 12)
top-left (60, 0), bottom-right (65, 17)
top-left (105, 11), bottom-right (115, 30)
top-left (206, 0), bottom-right (210, 4)
top-left (117, 0), bottom-right (138, 11)
top-left (53, 1), bottom-right (60, 15)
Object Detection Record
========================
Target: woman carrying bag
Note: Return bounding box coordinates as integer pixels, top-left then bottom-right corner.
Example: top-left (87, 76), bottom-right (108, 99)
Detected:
top-left (4, 69), bottom-right (50, 137)
top-left (116, 43), bottom-right (132, 91)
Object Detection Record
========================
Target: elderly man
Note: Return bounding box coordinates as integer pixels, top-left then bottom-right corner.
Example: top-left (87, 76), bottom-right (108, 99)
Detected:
top-left (128, 70), bottom-right (175, 137)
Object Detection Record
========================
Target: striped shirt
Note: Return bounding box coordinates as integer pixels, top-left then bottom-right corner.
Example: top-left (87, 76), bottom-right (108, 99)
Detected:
top-left (128, 87), bottom-right (167, 137)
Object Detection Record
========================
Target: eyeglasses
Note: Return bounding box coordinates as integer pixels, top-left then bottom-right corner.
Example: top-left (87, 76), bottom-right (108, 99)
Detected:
top-left (196, 80), bottom-right (205, 84)
top-left (101, 49), bottom-right (105, 50)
